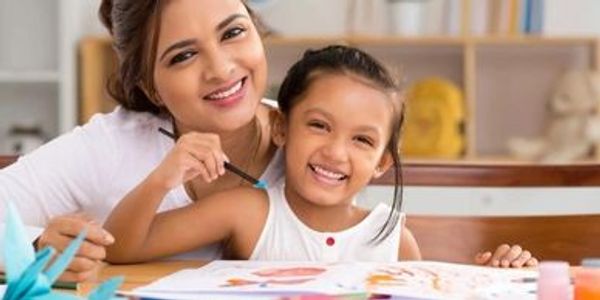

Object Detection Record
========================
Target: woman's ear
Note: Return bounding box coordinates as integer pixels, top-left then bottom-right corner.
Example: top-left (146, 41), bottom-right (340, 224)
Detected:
top-left (270, 110), bottom-right (287, 147)
top-left (373, 151), bottom-right (394, 178)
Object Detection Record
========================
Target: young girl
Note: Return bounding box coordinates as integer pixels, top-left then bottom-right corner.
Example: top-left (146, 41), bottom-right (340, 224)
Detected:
top-left (104, 46), bottom-right (537, 266)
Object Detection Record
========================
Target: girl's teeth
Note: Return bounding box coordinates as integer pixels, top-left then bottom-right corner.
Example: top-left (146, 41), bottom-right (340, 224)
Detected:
top-left (207, 80), bottom-right (242, 99)
top-left (313, 165), bottom-right (345, 180)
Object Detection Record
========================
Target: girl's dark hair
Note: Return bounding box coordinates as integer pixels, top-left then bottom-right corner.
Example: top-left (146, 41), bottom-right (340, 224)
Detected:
top-left (98, 0), bottom-right (265, 114)
top-left (277, 45), bottom-right (405, 244)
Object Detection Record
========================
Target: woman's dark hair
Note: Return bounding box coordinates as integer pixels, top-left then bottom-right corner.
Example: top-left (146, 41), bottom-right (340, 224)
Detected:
top-left (277, 45), bottom-right (405, 244)
top-left (98, 0), bottom-right (265, 114)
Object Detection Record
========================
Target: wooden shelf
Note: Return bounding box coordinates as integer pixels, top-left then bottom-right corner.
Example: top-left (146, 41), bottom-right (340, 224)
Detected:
top-left (0, 71), bottom-right (59, 83)
top-left (263, 35), bottom-right (599, 47)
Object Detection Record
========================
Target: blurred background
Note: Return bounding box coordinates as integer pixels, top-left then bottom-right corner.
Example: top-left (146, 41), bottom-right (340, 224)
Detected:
top-left (2, 0), bottom-right (600, 214)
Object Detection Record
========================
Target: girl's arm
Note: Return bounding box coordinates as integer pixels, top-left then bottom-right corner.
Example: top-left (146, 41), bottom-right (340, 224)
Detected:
top-left (398, 226), bottom-right (422, 261)
top-left (104, 175), bottom-right (267, 263)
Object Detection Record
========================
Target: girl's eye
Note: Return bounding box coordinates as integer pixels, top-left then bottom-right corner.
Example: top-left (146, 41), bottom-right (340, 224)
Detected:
top-left (308, 120), bottom-right (328, 131)
top-left (169, 50), bottom-right (196, 66)
top-left (222, 27), bottom-right (246, 41)
top-left (354, 136), bottom-right (374, 147)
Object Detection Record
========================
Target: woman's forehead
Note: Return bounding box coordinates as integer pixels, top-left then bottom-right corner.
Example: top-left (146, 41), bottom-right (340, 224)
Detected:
top-left (158, 0), bottom-right (247, 39)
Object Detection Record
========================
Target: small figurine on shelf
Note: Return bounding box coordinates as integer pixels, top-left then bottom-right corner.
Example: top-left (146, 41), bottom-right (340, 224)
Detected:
top-left (5, 123), bottom-right (46, 155)
top-left (508, 70), bottom-right (600, 163)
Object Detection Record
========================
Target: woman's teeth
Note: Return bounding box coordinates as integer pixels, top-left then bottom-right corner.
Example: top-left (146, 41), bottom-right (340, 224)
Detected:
top-left (206, 80), bottom-right (243, 100)
top-left (311, 164), bottom-right (347, 180)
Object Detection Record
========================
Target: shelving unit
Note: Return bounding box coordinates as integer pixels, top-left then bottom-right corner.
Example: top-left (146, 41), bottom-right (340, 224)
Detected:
top-left (0, 0), bottom-right (86, 154)
top-left (264, 36), bottom-right (600, 160)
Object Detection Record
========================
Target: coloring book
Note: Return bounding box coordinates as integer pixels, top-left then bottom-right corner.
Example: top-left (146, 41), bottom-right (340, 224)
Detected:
top-left (125, 260), bottom-right (538, 299)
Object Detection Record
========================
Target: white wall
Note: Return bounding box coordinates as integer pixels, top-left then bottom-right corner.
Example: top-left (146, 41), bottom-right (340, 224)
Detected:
top-left (359, 186), bottom-right (600, 216)
top-left (544, 0), bottom-right (600, 35)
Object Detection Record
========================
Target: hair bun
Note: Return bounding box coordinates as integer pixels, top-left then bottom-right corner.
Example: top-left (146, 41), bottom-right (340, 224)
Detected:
top-left (99, 0), bottom-right (114, 34)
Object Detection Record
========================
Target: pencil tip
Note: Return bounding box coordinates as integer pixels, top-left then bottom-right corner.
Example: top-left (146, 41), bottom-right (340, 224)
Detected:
top-left (253, 181), bottom-right (268, 190)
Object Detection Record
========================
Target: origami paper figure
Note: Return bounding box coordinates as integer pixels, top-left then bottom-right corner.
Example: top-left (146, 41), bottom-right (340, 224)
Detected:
top-left (2, 201), bottom-right (124, 300)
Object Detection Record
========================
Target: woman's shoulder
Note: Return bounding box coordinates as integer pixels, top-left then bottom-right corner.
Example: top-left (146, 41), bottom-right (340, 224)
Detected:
top-left (84, 106), bottom-right (169, 134)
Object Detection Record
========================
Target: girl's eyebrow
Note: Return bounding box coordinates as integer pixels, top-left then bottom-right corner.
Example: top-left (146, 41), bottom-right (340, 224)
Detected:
top-left (159, 14), bottom-right (248, 62)
top-left (304, 108), bottom-right (381, 134)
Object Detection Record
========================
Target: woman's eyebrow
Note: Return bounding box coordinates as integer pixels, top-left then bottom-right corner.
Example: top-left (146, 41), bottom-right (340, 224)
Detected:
top-left (160, 39), bottom-right (196, 62)
top-left (159, 14), bottom-right (248, 62)
top-left (216, 13), bottom-right (247, 31)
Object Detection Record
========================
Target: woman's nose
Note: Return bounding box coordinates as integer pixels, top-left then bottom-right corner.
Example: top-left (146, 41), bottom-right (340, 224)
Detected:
top-left (202, 48), bottom-right (235, 83)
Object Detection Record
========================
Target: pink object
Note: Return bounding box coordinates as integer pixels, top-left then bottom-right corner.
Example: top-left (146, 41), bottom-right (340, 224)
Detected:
top-left (538, 261), bottom-right (571, 300)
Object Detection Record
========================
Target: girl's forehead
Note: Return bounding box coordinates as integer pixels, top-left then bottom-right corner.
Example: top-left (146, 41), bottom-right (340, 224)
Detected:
top-left (293, 74), bottom-right (395, 124)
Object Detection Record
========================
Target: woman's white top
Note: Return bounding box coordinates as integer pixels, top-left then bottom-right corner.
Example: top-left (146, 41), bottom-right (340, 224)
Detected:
top-left (250, 178), bottom-right (403, 262)
top-left (0, 102), bottom-right (284, 265)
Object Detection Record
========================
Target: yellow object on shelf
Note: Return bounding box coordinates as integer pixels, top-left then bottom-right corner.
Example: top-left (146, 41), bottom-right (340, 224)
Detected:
top-left (402, 78), bottom-right (465, 159)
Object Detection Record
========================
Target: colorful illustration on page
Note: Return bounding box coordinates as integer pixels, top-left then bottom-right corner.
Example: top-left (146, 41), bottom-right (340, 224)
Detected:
top-left (367, 261), bottom-right (537, 299)
top-left (134, 260), bottom-right (368, 296)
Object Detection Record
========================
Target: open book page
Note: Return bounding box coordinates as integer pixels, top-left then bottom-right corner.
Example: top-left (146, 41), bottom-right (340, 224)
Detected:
top-left (126, 260), bottom-right (538, 299)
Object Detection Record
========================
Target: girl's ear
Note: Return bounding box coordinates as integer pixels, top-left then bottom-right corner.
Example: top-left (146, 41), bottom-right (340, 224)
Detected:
top-left (373, 151), bottom-right (394, 178)
top-left (270, 110), bottom-right (287, 147)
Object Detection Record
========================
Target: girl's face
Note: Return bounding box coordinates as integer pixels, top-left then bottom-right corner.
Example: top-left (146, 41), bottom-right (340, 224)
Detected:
top-left (154, 0), bottom-right (267, 133)
top-left (279, 73), bottom-right (395, 207)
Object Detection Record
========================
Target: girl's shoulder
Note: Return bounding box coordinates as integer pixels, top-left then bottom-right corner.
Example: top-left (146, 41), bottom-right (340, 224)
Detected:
top-left (218, 186), bottom-right (269, 208)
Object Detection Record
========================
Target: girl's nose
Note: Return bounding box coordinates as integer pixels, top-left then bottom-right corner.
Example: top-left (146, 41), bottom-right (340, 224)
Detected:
top-left (321, 138), bottom-right (349, 162)
top-left (202, 48), bottom-right (235, 83)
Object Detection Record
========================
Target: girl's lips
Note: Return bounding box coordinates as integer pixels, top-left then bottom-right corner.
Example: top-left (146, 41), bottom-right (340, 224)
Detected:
top-left (308, 163), bottom-right (348, 187)
top-left (203, 77), bottom-right (248, 108)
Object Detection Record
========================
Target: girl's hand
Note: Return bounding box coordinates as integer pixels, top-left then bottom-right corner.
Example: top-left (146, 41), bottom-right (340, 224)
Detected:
top-left (474, 244), bottom-right (539, 268)
top-left (152, 132), bottom-right (227, 190)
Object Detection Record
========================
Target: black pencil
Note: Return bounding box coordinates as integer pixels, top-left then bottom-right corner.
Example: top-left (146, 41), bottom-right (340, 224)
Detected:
top-left (158, 127), bottom-right (267, 189)
top-left (0, 273), bottom-right (77, 290)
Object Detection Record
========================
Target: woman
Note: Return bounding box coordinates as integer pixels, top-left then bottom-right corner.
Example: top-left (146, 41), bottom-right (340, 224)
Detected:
top-left (0, 0), bottom-right (282, 282)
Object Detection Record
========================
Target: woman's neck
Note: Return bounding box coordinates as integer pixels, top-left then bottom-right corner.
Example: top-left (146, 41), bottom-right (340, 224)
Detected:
top-left (283, 183), bottom-right (367, 232)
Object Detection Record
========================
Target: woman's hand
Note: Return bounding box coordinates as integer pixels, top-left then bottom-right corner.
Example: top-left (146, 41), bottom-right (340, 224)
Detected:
top-left (36, 213), bottom-right (115, 282)
top-left (152, 132), bottom-right (227, 190)
top-left (474, 244), bottom-right (538, 268)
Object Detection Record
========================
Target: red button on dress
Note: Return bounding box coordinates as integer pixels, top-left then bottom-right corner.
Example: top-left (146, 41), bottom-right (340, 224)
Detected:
top-left (326, 237), bottom-right (335, 246)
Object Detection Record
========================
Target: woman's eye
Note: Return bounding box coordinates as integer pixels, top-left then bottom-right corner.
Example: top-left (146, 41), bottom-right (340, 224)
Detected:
top-left (169, 51), bottom-right (196, 65)
top-left (222, 27), bottom-right (246, 41)
top-left (355, 136), bottom-right (374, 147)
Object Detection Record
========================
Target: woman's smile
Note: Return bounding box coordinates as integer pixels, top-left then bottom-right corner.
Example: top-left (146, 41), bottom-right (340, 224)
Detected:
top-left (203, 76), bottom-right (248, 108)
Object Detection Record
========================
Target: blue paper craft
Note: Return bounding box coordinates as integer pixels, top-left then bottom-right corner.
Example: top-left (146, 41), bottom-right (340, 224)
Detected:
top-left (2, 201), bottom-right (124, 300)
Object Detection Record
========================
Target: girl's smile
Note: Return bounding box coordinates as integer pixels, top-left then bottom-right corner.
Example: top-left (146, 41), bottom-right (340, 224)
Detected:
top-left (308, 163), bottom-right (349, 187)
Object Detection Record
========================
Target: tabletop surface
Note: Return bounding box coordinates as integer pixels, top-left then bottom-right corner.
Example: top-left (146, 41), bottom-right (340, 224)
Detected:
top-left (79, 260), bottom-right (205, 295)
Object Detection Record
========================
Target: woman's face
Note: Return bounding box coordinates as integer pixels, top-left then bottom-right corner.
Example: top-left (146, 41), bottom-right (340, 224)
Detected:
top-left (154, 0), bottom-right (267, 133)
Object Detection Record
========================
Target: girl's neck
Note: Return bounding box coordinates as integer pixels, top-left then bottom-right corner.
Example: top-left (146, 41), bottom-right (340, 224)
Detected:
top-left (283, 183), bottom-right (368, 232)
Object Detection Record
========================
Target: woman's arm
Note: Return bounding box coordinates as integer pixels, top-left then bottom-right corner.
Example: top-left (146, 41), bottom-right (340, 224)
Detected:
top-left (398, 226), bottom-right (422, 261)
top-left (0, 119), bottom-right (119, 282)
